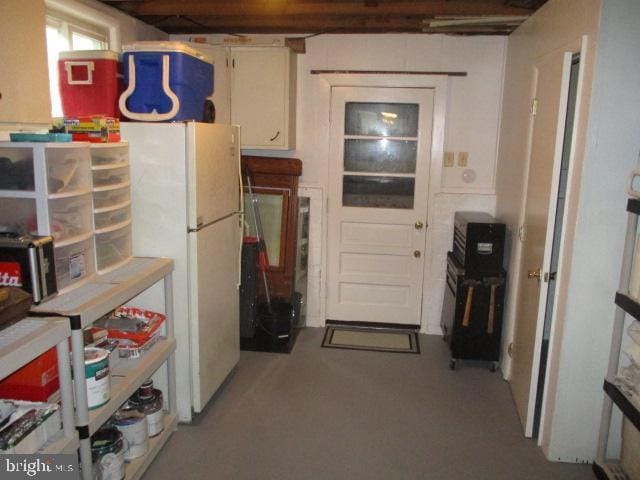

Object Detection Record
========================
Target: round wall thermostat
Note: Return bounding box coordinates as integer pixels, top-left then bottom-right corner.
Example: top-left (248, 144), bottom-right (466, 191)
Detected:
top-left (462, 168), bottom-right (477, 184)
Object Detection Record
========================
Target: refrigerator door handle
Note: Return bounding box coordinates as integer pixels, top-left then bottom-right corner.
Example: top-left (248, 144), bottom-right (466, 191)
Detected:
top-left (237, 212), bottom-right (244, 288)
top-left (187, 213), bottom-right (236, 233)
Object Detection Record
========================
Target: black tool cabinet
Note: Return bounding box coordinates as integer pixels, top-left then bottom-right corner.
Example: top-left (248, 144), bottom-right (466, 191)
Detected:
top-left (441, 212), bottom-right (507, 371)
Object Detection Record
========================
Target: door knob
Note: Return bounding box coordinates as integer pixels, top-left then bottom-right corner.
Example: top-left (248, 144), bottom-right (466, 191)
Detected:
top-left (414, 250), bottom-right (421, 258)
top-left (415, 220), bottom-right (424, 230)
top-left (527, 268), bottom-right (541, 280)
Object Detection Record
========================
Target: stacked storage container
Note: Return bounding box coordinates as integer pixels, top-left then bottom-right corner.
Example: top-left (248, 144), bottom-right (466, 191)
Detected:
top-left (0, 142), bottom-right (96, 291)
top-left (119, 41), bottom-right (214, 123)
top-left (58, 50), bottom-right (121, 118)
top-left (90, 142), bottom-right (133, 273)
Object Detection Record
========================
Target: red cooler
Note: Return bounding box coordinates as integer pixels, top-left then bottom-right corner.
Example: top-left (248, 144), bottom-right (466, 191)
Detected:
top-left (58, 50), bottom-right (120, 118)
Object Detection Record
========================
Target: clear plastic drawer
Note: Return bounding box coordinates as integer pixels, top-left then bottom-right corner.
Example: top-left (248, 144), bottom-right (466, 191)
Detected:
top-left (0, 198), bottom-right (37, 235)
top-left (48, 193), bottom-right (94, 243)
top-left (92, 185), bottom-right (130, 210)
top-left (95, 222), bottom-right (132, 273)
top-left (90, 144), bottom-right (129, 168)
top-left (0, 147), bottom-right (35, 191)
top-left (54, 236), bottom-right (95, 292)
top-left (94, 203), bottom-right (131, 231)
top-left (92, 165), bottom-right (130, 189)
top-left (46, 147), bottom-right (91, 195)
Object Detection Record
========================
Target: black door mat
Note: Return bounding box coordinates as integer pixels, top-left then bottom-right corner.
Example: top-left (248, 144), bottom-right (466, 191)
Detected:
top-left (322, 325), bottom-right (420, 354)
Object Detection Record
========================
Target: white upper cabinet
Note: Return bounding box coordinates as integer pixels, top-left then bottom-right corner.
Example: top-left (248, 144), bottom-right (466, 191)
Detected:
top-left (230, 47), bottom-right (296, 150)
top-left (0, 0), bottom-right (52, 125)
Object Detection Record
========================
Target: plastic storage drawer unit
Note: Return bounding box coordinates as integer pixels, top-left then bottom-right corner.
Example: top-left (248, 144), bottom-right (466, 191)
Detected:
top-left (119, 41), bottom-right (214, 122)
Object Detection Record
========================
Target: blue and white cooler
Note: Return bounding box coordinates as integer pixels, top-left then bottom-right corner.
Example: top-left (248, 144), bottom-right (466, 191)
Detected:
top-left (119, 42), bottom-right (214, 122)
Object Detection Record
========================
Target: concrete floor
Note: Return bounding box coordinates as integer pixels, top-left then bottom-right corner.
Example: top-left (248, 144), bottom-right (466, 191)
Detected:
top-left (143, 328), bottom-right (593, 480)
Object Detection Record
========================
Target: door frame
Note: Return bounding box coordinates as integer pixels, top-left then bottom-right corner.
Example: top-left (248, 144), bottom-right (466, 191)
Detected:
top-left (537, 36), bottom-right (590, 450)
top-left (319, 74), bottom-right (448, 332)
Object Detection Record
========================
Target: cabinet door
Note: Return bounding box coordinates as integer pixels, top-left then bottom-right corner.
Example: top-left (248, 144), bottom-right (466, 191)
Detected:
top-left (0, 0), bottom-right (52, 125)
top-left (230, 48), bottom-right (294, 149)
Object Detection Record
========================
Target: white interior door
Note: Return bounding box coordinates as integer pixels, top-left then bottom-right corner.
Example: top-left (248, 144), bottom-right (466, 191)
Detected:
top-left (510, 50), bottom-right (574, 436)
top-left (327, 87), bottom-right (433, 325)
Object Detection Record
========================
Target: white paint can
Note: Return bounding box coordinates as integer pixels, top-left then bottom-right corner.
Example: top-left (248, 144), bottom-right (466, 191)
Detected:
top-left (84, 347), bottom-right (110, 409)
top-left (113, 408), bottom-right (148, 460)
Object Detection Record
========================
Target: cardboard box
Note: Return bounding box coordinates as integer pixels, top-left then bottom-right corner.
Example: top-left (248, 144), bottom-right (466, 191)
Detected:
top-left (0, 348), bottom-right (59, 402)
top-left (62, 116), bottom-right (121, 143)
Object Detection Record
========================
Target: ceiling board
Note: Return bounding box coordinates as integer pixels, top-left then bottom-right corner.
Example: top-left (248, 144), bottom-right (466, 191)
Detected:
top-left (99, 0), bottom-right (549, 35)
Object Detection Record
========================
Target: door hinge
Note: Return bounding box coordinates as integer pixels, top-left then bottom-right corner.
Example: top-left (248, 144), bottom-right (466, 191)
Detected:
top-left (508, 342), bottom-right (514, 357)
top-left (530, 98), bottom-right (538, 116)
top-left (518, 225), bottom-right (526, 242)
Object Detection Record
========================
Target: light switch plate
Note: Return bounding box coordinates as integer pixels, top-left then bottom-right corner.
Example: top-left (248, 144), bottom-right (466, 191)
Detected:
top-left (444, 152), bottom-right (454, 167)
top-left (458, 152), bottom-right (469, 167)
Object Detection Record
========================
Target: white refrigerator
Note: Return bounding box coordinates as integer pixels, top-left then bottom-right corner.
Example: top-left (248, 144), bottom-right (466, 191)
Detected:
top-left (121, 122), bottom-right (242, 421)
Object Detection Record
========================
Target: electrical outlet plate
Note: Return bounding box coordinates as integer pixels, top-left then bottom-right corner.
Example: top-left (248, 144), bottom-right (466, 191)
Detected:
top-left (444, 152), bottom-right (454, 167)
top-left (458, 152), bottom-right (469, 167)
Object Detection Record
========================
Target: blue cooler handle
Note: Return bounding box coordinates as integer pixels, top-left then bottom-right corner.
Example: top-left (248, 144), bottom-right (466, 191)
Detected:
top-left (119, 54), bottom-right (180, 121)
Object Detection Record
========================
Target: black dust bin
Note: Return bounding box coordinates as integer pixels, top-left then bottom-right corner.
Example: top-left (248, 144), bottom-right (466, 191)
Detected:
top-left (257, 298), bottom-right (294, 341)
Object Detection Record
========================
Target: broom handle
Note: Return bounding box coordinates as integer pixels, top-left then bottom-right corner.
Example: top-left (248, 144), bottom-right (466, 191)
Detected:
top-left (246, 175), bottom-right (272, 308)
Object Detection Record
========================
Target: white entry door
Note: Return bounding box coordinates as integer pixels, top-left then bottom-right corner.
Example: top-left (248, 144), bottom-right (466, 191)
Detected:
top-left (509, 50), bottom-right (574, 436)
top-left (327, 87), bottom-right (434, 325)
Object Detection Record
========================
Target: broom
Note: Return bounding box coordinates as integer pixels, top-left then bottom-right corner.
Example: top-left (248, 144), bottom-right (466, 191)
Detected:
top-left (246, 175), bottom-right (272, 315)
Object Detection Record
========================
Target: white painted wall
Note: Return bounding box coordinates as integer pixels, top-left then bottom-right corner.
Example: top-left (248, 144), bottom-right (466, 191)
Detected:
top-left (543, 0), bottom-right (640, 462)
top-left (497, 0), bottom-right (640, 463)
top-left (174, 33), bottom-right (507, 333)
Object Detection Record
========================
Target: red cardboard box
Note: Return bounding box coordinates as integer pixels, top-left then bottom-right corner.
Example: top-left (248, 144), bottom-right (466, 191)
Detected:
top-left (0, 348), bottom-right (59, 402)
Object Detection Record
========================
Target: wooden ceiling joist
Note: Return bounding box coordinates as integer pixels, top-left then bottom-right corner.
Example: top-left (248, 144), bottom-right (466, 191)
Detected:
top-left (119, 0), bottom-right (535, 17)
top-left (99, 0), bottom-right (547, 35)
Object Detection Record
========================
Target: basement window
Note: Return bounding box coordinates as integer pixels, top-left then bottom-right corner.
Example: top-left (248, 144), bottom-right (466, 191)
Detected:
top-left (45, 11), bottom-right (109, 117)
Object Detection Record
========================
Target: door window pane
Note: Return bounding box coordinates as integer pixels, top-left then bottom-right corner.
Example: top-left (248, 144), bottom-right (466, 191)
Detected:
top-left (344, 139), bottom-right (417, 174)
top-left (345, 103), bottom-right (419, 137)
top-left (343, 175), bottom-right (415, 209)
top-left (243, 193), bottom-right (283, 266)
